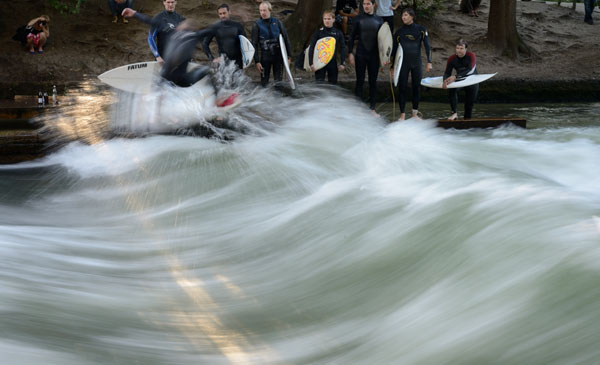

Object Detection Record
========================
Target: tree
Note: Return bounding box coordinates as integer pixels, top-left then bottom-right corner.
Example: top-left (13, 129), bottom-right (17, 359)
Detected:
top-left (487, 0), bottom-right (533, 59)
top-left (284, 0), bottom-right (331, 54)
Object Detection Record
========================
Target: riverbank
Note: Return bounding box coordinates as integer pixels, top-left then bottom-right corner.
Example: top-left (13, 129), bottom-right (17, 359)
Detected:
top-left (1, 0), bottom-right (599, 101)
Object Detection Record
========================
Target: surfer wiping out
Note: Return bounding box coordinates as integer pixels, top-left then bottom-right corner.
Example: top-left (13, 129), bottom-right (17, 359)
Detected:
top-left (122, 7), bottom-right (238, 107)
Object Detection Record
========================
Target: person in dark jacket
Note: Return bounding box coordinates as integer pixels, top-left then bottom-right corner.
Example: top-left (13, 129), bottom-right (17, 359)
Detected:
top-left (307, 10), bottom-right (347, 84)
top-left (143, 0), bottom-right (185, 63)
top-left (251, 1), bottom-right (292, 87)
top-left (443, 39), bottom-right (478, 120)
top-left (202, 4), bottom-right (247, 69)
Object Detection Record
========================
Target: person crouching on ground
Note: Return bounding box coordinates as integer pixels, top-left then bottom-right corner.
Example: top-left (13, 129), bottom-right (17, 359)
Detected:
top-left (443, 39), bottom-right (478, 120)
top-left (25, 15), bottom-right (50, 54)
top-left (108, 0), bottom-right (133, 24)
top-left (307, 10), bottom-right (347, 84)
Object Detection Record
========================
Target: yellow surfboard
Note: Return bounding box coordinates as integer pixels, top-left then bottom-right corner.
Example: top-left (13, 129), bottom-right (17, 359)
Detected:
top-left (304, 37), bottom-right (336, 71)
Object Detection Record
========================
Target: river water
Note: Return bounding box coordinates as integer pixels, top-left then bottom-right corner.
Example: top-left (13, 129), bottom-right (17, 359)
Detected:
top-left (1, 74), bottom-right (599, 363)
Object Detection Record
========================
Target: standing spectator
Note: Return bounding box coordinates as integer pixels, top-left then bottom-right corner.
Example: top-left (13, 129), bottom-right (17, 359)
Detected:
top-left (390, 7), bottom-right (432, 120)
top-left (108, 0), bottom-right (133, 24)
top-left (202, 4), bottom-right (247, 69)
top-left (251, 1), bottom-right (292, 87)
top-left (25, 15), bottom-right (50, 54)
top-left (584, 0), bottom-right (597, 24)
top-left (307, 10), bottom-right (347, 84)
top-left (336, 0), bottom-right (359, 36)
top-left (375, 0), bottom-right (402, 32)
top-left (443, 39), bottom-right (478, 120)
top-left (348, 0), bottom-right (384, 114)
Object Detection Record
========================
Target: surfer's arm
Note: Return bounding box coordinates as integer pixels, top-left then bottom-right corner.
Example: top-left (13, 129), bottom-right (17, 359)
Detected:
top-left (422, 28), bottom-right (433, 64)
top-left (131, 11), bottom-right (153, 25)
top-left (201, 26), bottom-right (216, 61)
top-left (337, 32), bottom-right (347, 66)
top-left (147, 28), bottom-right (160, 59)
top-left (251, 23), bottom-right (260, 63)
top-left (278, 20), bottom-right (292, 56)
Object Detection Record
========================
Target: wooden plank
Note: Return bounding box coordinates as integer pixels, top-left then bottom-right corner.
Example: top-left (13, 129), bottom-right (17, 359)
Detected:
top-left (436, 117), bottom-right (526, 129)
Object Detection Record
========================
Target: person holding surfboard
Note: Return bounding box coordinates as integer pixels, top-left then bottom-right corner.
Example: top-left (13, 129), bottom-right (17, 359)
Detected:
top-left (307, 10), bottom-right (347, 84)
top-left (348, 0), bottom-right (385, 113)
top-left (443, 39), bottom-right (478, 120)
top-left (251, 1), bottom-right (292, 87)
top-left (390, 7), bottom-right (432, 121)
top-left (202, 4), bottom-right (247, 69)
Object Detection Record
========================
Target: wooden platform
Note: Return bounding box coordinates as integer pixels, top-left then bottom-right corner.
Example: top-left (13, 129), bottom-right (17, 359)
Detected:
top-left (436, 117), bottom-right (526, 130)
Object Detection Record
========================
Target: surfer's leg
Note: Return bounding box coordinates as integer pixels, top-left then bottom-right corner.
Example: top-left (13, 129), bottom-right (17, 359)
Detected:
top-left (186, 66), bottom-right (211, 86)
top-left (315, 68), bottom-right (326, 83)
top-left (397, 65), bottom-right (410, 115)
top-left (464, 84), bottom-right (478, 119)
top-left (327, 60), bottom-right (338, 85)
top-left (411, 63), bottom-right (423, 117)
top-left (366, 53), bottom-right (380, 110)
top-left (354, 54), bottom-right (367, 101)
top-left (260, 53), bottom-right (273, 87)
top-left (272, 52), bottom-right (284, 83)
top-left (449, 88), bottom-right (458, 119)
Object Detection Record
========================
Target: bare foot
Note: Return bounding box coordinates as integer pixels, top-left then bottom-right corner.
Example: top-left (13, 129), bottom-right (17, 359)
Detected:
top-left (398, 113), bottom-right (406, 121)
top-left (370, 109), bottom-right (380, 117)
top-left (411, 112), bottom-right (422, 120)
top-left (448, 113), bottom-right (458, 121)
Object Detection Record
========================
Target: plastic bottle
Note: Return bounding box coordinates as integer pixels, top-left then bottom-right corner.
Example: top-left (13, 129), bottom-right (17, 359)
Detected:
top-left (52, 85), bottom-right (57, 105)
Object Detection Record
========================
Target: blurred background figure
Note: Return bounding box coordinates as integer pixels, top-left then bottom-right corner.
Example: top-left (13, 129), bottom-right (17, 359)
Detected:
top-left (108, 0), bottom-right (133, 24)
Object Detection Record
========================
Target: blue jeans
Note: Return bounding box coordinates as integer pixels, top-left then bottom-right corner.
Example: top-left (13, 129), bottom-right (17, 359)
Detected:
top-left (107, 0), bottom-right (133, 16)
top-left (584, 0), bottom-right (597, 22)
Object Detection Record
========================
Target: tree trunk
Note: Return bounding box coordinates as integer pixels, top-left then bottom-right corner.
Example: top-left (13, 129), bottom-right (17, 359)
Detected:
top-left (487, 0), bottom-right (532, 59)
top-left (284, 0), bottom-right (330, 55)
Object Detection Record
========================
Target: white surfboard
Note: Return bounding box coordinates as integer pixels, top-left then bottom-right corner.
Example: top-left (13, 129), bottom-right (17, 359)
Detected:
top-left (98, 61), bottom-right (161, 94)
top-left (421, 73), bottom-right (497, 89)
top-left (239, 35), bottom-right (255, 69)
top-left (377, 22), bottom-right (393, 67)
top-left (98, 61), bottom-right (209, 94)
top-left (279, 34), bottom-right (295, 89)
top-left (392, 43), bottom-right (403, 87)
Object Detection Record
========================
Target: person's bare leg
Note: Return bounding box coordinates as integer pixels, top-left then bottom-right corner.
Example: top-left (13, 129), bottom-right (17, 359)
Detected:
top-left (27, 37), bottom-right (35, 53)
top-left (397, 112), bottom-right (406, 121)
top-left (38, 33), bottom-right (47, 53)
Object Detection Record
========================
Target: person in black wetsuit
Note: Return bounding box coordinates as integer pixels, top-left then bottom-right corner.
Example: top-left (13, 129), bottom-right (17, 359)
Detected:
top-left (202, 4), bottom-right (247, 69)
top-left (348, 0), bottom-right (384, 113)
top-left (390, 7), bottom-right (432, 121)
top-left (251, 1), bottom-right (292, 87)
top-left (142, 0), bottom-right (185, 63)
top-left (308, 10), bottom-right (347, 84)
top-left (122, 9), bottom-right (211, 87)
top-left (443, 39), bottom-right (478, 120)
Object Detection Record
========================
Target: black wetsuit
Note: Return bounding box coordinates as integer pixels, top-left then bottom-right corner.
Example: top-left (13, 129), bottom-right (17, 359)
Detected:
top-left (391, 23), bottom-right (432, 114)
top-left (349, 12), bottom-right (384, 110)
top-left (251, 17), bottom-right (291, 87)
top-left (136, 10), bottom-right (185, 60)
top-left (134, 12), bottom-right (211, 87)
top-left (308, 26), bottom-right (347, 84)
top-left (443, 51), bottom-right (478, 119)
top-left (202, 20), bottom-right (247, 69)
top-left (161, 29), bottom-right (212, 87)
